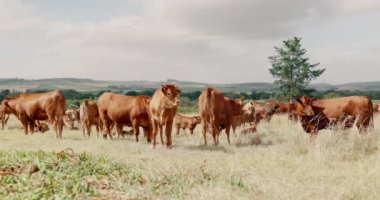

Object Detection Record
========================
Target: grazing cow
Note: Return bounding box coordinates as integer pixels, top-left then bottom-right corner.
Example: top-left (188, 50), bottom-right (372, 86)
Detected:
top-left (98, 93), bottom-right (151, 142)
top-left (79, 100), bottom-right (102, 138)
top-left (295, 96), bottom-right (373, 136)
top-left (373, 103), bottom-right (379, 113)
top-left (1, 91), bottom-right (66, 138)
top-left (231, 108), bottom-right (256, 134)
top-left (174, 114), bottom-right (201, 136)
top-left (149, 84), bottom-right (181, 148)
top-left (0, 105), bottom-right (10, 130)
top-left (198, 88), bottom-right (248, 146)
top-left (248, 101), bottom-right (279, 122)
top-left (266, 102), bottom-right (297, 121)
top-left (64, 109), bottom-right (80, 130)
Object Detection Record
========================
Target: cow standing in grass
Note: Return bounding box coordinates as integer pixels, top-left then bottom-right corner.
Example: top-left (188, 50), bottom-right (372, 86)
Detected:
top-left (79, 100), bottom-right (102, 138)
top-left (198, 87), bottom-right (246, 146)
top-left (1, 91), bottom-right (66, 138)
top-left (98, 93), bottom-right (152, 142)
top-left (149, 84), bottom-right (181, 148)
top-left (174, 114), bottom-right (201, 136)
top-left (295, 96), bottom-right (373, 137)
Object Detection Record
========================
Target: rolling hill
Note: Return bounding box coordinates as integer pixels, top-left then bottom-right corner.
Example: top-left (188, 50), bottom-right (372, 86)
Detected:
top-left (0, 78), bottom-right (379, 92)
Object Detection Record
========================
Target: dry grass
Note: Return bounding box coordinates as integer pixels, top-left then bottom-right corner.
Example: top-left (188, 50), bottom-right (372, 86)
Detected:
top-left (1, 115), bottom-right (380, 199)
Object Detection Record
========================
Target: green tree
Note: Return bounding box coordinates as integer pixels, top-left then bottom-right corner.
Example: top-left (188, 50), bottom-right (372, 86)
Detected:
top-left (268, 37), bottom-right (325, 101)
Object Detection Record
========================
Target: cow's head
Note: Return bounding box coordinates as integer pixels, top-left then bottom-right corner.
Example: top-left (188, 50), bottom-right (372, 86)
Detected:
top-left (37, 123), bottom-right (50, 133)
top-left (1, 97), bottom-right (13, 114)
top-left (193, 116), bottom-right (201, 124)
top-left (260, 104), bottom-right (279, 121)
top-left (161, 84), bottom-right (181, 108)
top-left (295, 96), bottom-right (316, 117)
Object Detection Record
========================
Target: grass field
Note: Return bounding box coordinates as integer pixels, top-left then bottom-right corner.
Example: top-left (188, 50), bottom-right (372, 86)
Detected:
top-left (1, 115), bottom-right (380, 199)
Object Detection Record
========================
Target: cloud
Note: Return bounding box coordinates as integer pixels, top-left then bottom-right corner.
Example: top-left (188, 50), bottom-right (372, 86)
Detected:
top-left (0, 0), bottom-right (46, 31)
top-left (0, 0), bottom-right (379, 83)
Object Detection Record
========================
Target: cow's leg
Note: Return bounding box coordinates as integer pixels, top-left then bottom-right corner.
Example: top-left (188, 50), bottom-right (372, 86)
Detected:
top-left (132, 119), bottom-right (140, 142)
top-left (1, 119), bottom-right (4, 130)
top-left (4, 115), bottom-right (9, 125)
top-left (57, 118), bottom-right (64, 139)
top-left (211, 124), bottom-right (219, 146)
top-left (21, 119), bottom-right (29, 135)
top-left (103, 120), bottom-right (112, 139)
top-left (86, 122), bottom-right (91, 137)
top-left (175, 126), bottom-right (180, 137)
top-left (165, 120), bottom-right (174, 148)
top-left (133, 125), bottom-right (140, 142)
top-left (116, 124), bottom-right (123, 139)
top-left (81, 120), bottom-right (86, 138)
top-left (201, 120), bottom-right (207, 145)
top-left (30, 120), bottom-right (36, 134)
top-left (190, 128), bottom-right (194, 135)
top-left (226, 125), bottom-right (231, 145)
top-left (151, 120), bottom-right (158, 149)
top-left (357, 115), bottom-right (372, 134)
top-left (143, 126), bottom-right (151, 143)
top-left (159, 125), bottom-right (164, 145)
top-left (95, 122), bottom-right (99, 137)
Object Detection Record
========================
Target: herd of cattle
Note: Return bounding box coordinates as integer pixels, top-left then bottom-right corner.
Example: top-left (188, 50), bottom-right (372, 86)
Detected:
top-left (0, 85), bottom-right (379, 148)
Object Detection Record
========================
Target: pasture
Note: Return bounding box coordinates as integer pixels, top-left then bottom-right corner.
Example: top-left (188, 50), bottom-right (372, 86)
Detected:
top-left (1, 114), bottom-right (380, 199)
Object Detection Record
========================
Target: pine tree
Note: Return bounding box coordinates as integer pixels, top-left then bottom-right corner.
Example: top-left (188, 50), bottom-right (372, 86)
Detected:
top-left (268, 37), bottom-right (325, 101)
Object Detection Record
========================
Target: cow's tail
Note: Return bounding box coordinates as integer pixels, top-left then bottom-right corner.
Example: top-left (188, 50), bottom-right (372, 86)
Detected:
top-left (54, 90), bottom-right (66, 138)
top-left (205, 88), bottom-right (218, 133)
top-left (367, 96), bottom-right (374, 130)
top-left (80, 100), bottom-right (89, 122)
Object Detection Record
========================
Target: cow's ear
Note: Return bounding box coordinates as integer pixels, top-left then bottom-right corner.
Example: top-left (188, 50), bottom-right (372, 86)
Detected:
top-left (296, 98), bottom-right (303, 105)
top-left (2, 97), bottom-right (9, 106)
top-left (161, 85), bottom-right (168, 95)
top-left (176, 87), bottom-right (181, 95)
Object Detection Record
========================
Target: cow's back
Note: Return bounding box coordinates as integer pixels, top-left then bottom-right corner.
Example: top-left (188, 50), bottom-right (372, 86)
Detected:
top-left (315, 96), bottom-right (373, 119)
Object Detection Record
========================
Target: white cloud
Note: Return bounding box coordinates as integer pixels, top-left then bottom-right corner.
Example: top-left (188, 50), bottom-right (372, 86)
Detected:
top-left (0, 0), bottom-right (379, 84)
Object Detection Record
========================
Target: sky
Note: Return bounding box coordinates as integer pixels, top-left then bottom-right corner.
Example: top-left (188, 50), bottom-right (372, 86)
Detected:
top-left (0, 0), bottom-right (379, 84)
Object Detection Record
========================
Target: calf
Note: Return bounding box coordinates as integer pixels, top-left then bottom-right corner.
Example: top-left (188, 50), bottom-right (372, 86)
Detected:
top-left (64, 109), bottom-right (80, 130)
top-left (79, 100), bottom-right (102, 138)
top-left (174, 114), bottom-right (201, 136)
top-left (149, 84), bottom-right (181, 148)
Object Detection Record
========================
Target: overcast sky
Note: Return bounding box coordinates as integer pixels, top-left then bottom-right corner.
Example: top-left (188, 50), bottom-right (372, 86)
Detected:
top-left (0, 0), bottom-right (379, 84)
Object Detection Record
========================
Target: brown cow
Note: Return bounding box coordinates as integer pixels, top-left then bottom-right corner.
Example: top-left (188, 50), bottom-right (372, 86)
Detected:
top-left (198, 88), bottom-right (247, 146)
top-left (64, 109), bottom-right (80, 130)
top-left (79, 100), bottom-right (102, 138)
top-left (174, 114), bottom-right (201, 136)
top-left (296, 96), bottom-right (373, 136)
top-left (149, 84), bottom-right (181, 148)
top-left (266, 101), bottom-right (297, 121)
top-left (231, 106), bottom-right (256, 134)
top-left (98, 93), bottom-right (151, 142)
top-left (1, 91), bottom-right (66, 138)
top-left (373, 103), bottom-right (379, 113)
top-left (0, 105), bottom-right (10, 130)
top-left (248, 101), bottom-right (279, 122)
